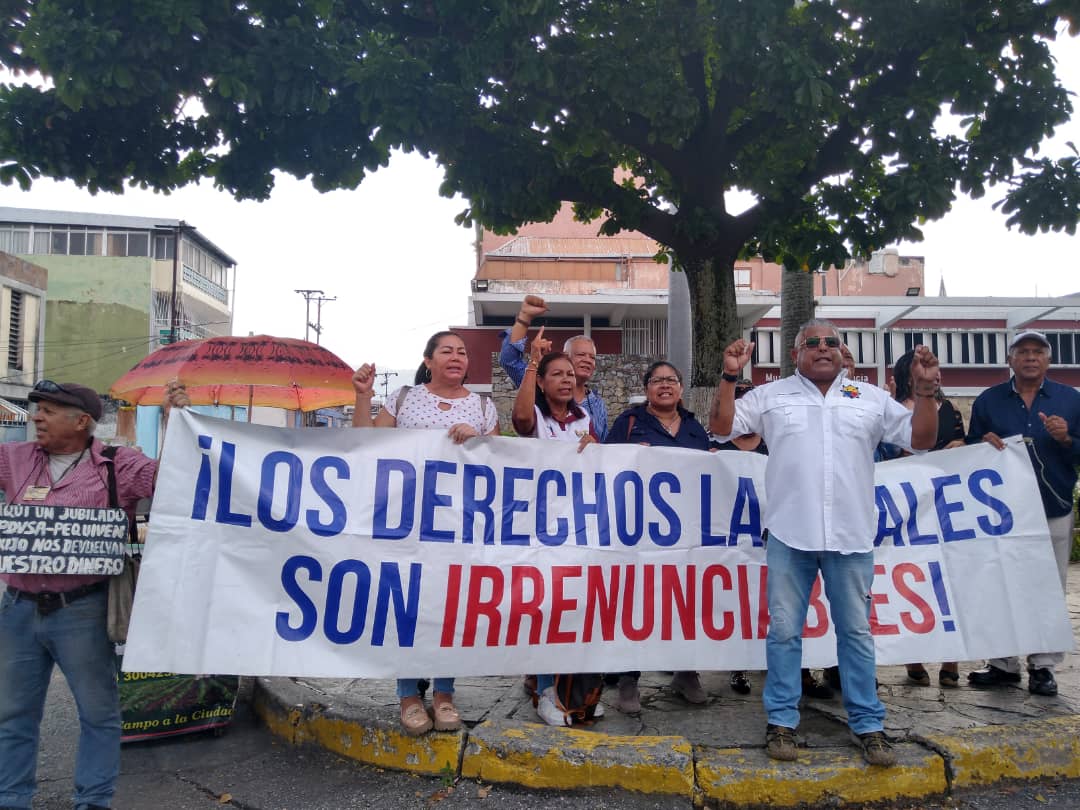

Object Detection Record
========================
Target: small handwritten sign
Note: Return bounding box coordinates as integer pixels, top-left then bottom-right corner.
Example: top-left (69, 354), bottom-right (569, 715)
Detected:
top-left (0, 504), bottom-right (129, 576)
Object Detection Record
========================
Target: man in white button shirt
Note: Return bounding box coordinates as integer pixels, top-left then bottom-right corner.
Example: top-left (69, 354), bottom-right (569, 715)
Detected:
top-left (710, 320), bottom-right (939, 766)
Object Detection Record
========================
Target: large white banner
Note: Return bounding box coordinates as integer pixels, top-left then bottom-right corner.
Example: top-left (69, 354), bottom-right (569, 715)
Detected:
top-left (123, 410), bottom-right (1074, 676)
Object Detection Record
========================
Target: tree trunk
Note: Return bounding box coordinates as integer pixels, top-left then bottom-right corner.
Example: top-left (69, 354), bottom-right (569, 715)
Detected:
top-left (680, 253), bottom-right (740, 388)
top-left (780, 269), bottom-right (815, 377)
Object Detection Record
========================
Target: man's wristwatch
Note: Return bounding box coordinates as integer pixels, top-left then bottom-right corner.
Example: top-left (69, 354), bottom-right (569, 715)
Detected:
top-left (722, 372), bottom-right (740, 383)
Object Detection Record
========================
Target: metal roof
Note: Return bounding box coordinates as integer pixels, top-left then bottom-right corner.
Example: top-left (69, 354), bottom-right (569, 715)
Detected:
top-left (0, 206), bottom-right (238, 266)
top-left (469, 291), bottom-right (1080, 330)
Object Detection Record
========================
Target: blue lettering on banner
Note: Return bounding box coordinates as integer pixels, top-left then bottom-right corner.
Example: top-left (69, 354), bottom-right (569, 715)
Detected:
top-left (536, 469), bottom-right (569, 546)
top-left (275, 555), bottom-right (421, 646)
top-left (307, 457), bottom-right (349, 537)
top-left (648, 472), bottom-right (680, 546)
top-left (932, 474), bottom-right (976, 542)
top-left (324, 559), bottom-right (371, 644)
top-left (968, 468), bottom-right (1014, 536)
top-left (371, 561), bottom-right (421, 646)
top-left (462, 464), bottom-right (496, 545)
top-left (373, 459), bottom-right (415, 540)
top-left (700, 474), bottom-right (727, 546)
top-left (191, 434), bottom-right (214, 520)
top-left (420, 460), bottom-right (456, 543)
top-left (901, 481), bottom-right (938, 545)
top-left (277, 555), bottom-right (321, 641)
top-left (572, 472), bottom-right (609, 546)
top-left (216, 441), bottom-right (252, 527)
top-left (728, 476), bottom-right (763, 546)
top-left (875, 484), bottom-right (904, 546)
top-left (501, 467), bottom-right (534, 546)
top-left (258, 451), bottom-right (303, 533)
top-left (613, 471), bottom-right (644, 546)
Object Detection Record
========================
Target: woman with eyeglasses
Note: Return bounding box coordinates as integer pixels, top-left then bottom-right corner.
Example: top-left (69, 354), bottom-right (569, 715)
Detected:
top-left (352, 331), bottom-right (499, 736)
top-left (604, 361), bottom-right (711, 715)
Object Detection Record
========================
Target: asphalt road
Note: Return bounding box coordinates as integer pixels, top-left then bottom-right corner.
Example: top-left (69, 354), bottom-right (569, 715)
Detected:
top-left (28, 672), bottom-right (1080, 810)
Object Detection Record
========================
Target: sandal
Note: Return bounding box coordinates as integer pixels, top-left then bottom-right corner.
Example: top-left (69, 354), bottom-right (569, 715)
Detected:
top-left (939, 667), bottom-right (960, 688)
top-left (906, 665), bottom-right (931, 687)
top-left (432, 691), bottom-right (463, 732)
top-left (400, 696), bottom-right (433, 736)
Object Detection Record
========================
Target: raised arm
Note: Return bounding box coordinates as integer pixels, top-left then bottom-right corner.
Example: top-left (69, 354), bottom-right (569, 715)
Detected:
top-left (709, 339), bottom-right (754, 436)
top-left (511, 327), bottom-right (550, 436)
top-left (351, 363), bottom-right (395, 428)
top-left (908, 345), bottom-right (941, 450)
top-left (499, 295), bottom-right (549, 388)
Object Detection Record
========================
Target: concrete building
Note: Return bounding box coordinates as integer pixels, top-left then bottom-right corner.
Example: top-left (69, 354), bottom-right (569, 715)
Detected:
top-left (453, 208), bottom-right (1080, 427)
top-left (0, 207), bottom-right (236, 393)
top-left (0, 250), bottom-right (47, 405)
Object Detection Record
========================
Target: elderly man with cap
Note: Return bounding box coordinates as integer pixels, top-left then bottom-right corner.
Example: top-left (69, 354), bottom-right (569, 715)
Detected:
top-left (0, 380), bottom-right (188, 810)
top-left (966, 330), bottom-right (1080, 697)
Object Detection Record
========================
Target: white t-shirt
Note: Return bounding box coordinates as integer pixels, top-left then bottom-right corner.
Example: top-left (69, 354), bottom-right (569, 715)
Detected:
top-left (532, 405), bottom-right (593, 442)
top-left (385, 385), bottom-right (498, 434)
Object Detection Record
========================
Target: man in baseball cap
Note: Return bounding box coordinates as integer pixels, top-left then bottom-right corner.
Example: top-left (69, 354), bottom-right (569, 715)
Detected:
top-left (1007, 329), bottom-right (1052, 353)
top-left (967, 329), bottom-right (1079, 697)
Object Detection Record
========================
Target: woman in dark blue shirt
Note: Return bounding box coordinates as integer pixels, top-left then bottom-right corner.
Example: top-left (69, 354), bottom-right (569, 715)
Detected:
top-left (607, 361), bottom-right (710, 450)
top-left (604, 361), bottom-right (710, 715)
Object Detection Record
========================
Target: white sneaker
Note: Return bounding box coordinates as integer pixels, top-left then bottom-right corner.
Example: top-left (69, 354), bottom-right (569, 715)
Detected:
top-left (536, 687), bottom-right (570, 727)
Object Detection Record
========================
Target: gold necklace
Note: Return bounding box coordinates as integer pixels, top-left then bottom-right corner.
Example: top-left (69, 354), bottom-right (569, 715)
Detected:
top-left (648, 407), bottom-right (680, 432)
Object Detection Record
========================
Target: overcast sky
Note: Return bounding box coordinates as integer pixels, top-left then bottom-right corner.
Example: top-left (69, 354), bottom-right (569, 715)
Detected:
top-left (0, 34), bottom-right (1077, 373)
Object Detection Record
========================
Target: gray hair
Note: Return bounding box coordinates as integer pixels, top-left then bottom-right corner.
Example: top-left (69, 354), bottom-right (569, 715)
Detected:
top-left (794, 318), bottom-right (841, 348)
top-left (563, 335), bottom-right (596, 354)
top-left (62, 406), bottom-right (97, 435)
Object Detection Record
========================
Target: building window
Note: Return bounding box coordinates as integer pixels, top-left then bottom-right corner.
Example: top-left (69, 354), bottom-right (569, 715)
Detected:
top-left (734, 268), bottom-right (751, 288)
top-left (154, 234), bottom-right (175, 260)
top-left (8, 290), bottom-right (22, 370)
top-left (127, 232), bottom-right (149, 257)
top-left (0, 225), bottom-right (30, 254)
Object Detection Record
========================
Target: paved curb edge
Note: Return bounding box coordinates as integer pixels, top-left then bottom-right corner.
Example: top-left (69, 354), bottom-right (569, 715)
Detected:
top-left (252, 678), bottom-right (1080, 806)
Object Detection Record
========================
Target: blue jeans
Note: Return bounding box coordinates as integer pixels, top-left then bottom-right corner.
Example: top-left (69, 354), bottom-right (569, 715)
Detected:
top-left (0, 587), bottom-right (120, 810)
top-left (396, 678), bottom-right (453, 699)
top-left (762, 537), bottom-right (885, 735)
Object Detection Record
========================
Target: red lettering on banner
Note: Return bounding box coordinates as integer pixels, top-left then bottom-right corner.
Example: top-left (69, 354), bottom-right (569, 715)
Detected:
top-left (440, 565), bottom-right (462, 647)
top-left (661, 565), bottom-right (696, 640)
top-left (547, 566), bottom-right (581, 644)
top-left (583, 566), bottom-right (620, 642)
top-left (803, 577), bottom-right (828, 638)
top-left (506, 566), bottom-right (545, 645)
top-left (870, 563), bottom-right (899, 635)
top-left (621, 565), bottom-right (655, 641)
top-left (893, 562), bottom-right (935, 633)
top-left (737, 565), bottom-right (754, 640)
top-left (462, 565), bottom-right (503, 646)
top-left (702, 564), bottom-right (734, 640)
top-left (756, 566), bottom-right (769, 639)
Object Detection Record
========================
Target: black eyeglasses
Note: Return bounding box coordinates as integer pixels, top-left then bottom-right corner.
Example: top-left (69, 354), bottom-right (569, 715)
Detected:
top-left (32, 380), bottom-right (73, 396)
top-left (800, 336), bottom-right (841, 349)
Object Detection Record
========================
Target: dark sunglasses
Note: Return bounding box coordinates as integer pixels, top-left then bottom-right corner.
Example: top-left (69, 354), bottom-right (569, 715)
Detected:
top-left (32, 380), bottom-right (73, 396)
top-left (800, 336), bottom-right (841, 349)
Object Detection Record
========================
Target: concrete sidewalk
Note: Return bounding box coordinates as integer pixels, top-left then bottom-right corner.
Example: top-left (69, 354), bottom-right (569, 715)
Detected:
top-left (255, 566), bottom-right (1080, 807)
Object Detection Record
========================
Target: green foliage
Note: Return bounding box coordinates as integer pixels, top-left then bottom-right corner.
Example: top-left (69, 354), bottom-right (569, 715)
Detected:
top-left (2, 1), bottom-right (1078, 383)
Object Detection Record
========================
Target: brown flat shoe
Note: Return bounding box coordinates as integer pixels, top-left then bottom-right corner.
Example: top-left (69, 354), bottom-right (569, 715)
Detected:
top-left (400, 696), bottom-right (433, 736)
top-left (432, 691), bottom-right (463, 732)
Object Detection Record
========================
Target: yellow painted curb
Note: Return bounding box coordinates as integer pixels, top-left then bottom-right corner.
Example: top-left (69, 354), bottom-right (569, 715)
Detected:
top-left (695, 744), bottom-right (947, 807)
top-left (926, 716), bottom-right (1080, 789)
top-left (253, 682), bottom-right (463, 776)
top-left (462, 719), bottom-right (694, 795)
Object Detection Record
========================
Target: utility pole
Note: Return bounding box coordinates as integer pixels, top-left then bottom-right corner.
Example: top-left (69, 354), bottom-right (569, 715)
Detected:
top-left (294, 289), bottom-right (336, 343)
top-left (376, 371), bottom-right (394, 400)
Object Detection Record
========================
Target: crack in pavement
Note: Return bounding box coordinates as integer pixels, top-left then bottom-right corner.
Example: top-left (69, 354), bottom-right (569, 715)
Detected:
top-left (175, 771), bottom-right (263, 810)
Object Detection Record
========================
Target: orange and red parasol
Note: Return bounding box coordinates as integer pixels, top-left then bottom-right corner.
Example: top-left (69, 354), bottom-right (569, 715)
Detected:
top-left (110, 335), bottom-right (356, 412)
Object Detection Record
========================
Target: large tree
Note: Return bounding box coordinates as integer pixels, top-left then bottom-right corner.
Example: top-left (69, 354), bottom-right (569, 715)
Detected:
top-left (2, 1), bottom-right (1079, 384)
